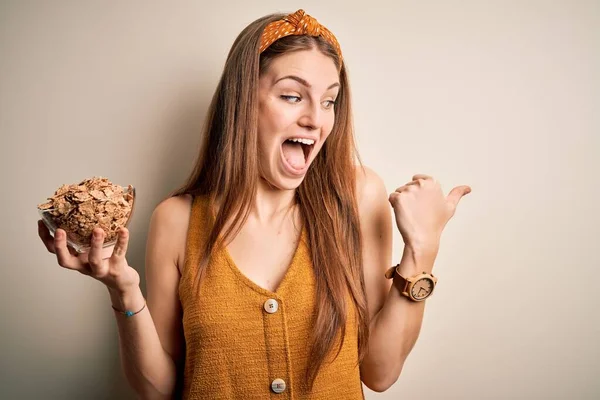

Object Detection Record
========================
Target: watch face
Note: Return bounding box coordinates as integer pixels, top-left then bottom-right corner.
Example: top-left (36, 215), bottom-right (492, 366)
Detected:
top-left (411, 277), bottom-right (434, 300)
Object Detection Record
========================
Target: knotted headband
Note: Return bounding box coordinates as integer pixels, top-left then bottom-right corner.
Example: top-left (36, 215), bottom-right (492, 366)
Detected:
top-left (259, 9), bottom-right (343, 66)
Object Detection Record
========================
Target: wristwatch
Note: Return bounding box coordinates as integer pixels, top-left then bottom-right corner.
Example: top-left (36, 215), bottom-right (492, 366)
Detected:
top-left (384, 265), bottom-right (438, 302)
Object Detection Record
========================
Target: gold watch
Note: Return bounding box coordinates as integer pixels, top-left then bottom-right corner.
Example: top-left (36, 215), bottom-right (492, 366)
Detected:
top-left (385, 265), bottom-right (438, 302)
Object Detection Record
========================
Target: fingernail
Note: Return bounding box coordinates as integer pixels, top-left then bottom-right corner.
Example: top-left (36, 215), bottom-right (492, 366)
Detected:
top-left (93, 231), bottom-right (100, 239)
top-left (55, 230), bottom-right (62, 239)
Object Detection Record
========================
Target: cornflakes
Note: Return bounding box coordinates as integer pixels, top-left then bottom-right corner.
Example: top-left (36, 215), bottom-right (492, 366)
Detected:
top-left (38, 177), bottom-right (134, 244)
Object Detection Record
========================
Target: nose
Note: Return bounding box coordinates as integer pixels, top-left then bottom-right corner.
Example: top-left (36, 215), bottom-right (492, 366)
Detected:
top-left (298, 101), bottom-right (322, 131)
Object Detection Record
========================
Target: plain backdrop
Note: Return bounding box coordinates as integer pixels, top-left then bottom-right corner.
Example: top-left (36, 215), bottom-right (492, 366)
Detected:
top-left (1, 1), bottom-right (598, 399)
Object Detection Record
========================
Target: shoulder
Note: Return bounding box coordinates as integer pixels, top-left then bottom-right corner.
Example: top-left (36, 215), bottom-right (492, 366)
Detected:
top-left (355, 165), bottom-right (388, 214)
top-left (149, 194), bottom-right (194, 272)
top-left (152, 194), bottom-right (194, 225)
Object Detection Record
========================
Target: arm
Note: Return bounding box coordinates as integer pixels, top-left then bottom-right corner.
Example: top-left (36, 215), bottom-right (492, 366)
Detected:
top-left (359, 245), bottom-right (434, 392)
top-left (355, 165), bottom-right (406, 392)
top-left (357, 168), bottom-right (470, 392)
top-left (111, 195), bottom-right (189, 398)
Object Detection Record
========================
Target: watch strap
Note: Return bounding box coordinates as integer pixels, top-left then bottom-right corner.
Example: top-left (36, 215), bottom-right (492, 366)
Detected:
top-left (385, 265), bottom-right (409, 289)
top-left (384, 265), bottom-right (396, 279)
top-left (385, 264), bottom-right (407, 282)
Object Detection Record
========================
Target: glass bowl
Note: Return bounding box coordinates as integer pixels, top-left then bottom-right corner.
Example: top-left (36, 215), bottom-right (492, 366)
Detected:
top-left (38, 186), bottom-right (135, 254)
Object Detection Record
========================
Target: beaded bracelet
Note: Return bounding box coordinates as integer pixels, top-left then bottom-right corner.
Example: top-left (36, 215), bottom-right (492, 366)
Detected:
top-left (111, 301), bottom-right (146, 318)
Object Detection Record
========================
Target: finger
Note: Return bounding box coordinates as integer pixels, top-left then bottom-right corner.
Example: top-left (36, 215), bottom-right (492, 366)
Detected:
top-left (87, 228), bottom-right (108, 277)
top-left (394, 181), bottom-right (419, 193)
top-left (38, 220), bottom-right (56, 253)
top-left (447, 185), bottom-right (472, 209)
top-left (111, 228), bottom-right (130, 260)
top-left (54, 229), bottom-right (84, 272)
top-left (412, 174), bottom-right (433, 181)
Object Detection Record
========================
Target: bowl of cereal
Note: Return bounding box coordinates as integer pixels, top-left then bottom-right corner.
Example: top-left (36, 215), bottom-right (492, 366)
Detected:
top-left (38, 177), bottom-right (135, 254)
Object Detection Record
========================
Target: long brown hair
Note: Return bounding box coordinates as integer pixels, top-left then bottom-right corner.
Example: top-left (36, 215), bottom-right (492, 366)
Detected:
top-left (171, 13), bottom-right (369, 390)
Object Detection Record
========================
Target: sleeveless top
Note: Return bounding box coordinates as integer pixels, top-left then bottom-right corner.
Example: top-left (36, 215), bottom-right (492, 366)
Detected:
top-left (178, 195), bottom-right (365, 399)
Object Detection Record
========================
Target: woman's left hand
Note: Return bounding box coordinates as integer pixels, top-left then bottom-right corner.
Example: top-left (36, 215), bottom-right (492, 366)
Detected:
top-left (388, 174), bottom-right (471, 254)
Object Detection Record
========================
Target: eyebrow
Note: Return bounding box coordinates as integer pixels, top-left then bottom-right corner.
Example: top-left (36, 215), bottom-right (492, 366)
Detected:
top-left (274, 75), bottom-right (340, 90)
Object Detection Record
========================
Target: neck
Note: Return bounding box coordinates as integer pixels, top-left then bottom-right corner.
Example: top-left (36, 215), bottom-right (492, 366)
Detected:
top-left (250, 177), bottom-right (298, 224)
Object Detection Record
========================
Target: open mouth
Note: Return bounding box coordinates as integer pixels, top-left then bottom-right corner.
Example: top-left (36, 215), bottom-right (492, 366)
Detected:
top-left (281, 138), bottom-right (315, 172)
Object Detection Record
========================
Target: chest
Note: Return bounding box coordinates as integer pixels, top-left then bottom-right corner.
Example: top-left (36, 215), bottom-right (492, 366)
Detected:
top-left (225, 222), bottom-right (302, 293)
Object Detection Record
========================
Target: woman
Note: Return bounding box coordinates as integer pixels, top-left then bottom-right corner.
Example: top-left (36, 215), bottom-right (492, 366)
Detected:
top-left (38, 9), bottom-right (471, 399)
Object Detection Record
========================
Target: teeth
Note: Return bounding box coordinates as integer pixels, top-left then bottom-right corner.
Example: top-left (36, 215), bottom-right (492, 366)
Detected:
top-left (288, 138), bottom-right (315, 145)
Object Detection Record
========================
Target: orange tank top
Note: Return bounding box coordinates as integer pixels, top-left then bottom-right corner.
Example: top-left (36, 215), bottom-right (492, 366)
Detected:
top-left (178, 195), bottom-right (365, 399)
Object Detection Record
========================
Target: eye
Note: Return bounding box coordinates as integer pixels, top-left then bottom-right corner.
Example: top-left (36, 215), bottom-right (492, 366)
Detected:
top-left (323, 99), bottom-right (337, 110)
top-left (281, 95), bottom-right (301, 103)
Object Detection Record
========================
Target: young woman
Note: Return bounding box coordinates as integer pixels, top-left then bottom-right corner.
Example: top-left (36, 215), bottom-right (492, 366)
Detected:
top-left (38, 9), bottom-right (471, 399)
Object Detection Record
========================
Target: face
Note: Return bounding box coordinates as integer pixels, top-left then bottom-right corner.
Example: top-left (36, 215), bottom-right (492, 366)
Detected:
top-left (257, 47), bottom-right (340, 190)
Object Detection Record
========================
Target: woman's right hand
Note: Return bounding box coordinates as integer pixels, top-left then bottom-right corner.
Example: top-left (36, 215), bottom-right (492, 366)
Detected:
top-left (38, 220), bottom-right (140, 294)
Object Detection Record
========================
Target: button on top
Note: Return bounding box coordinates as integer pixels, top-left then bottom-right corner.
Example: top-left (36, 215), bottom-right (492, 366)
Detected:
top-left (271, 378), bottom-right (286, 393)
top-left (264, 299), bottom-right (279, 314)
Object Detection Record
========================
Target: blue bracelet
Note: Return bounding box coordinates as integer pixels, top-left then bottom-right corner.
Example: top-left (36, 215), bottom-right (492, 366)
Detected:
top-left (112, 301), bottom-right (146, 317)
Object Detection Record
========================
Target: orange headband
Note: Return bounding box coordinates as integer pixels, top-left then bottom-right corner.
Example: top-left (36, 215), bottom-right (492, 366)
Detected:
top-left (259, 9), bottom-right (343, 66)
